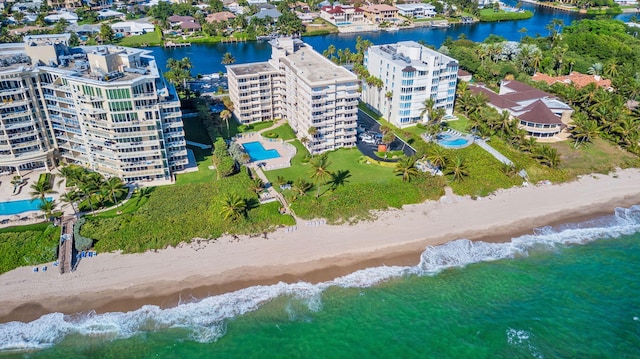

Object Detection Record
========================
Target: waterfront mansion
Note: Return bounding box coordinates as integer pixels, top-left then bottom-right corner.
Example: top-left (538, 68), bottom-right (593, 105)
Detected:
top-left (0, 34), bottom-right (187, 182)
top-left (362, 41), bottom-right (458, 128)
top-left (227, 38), bottom-right (360, 154)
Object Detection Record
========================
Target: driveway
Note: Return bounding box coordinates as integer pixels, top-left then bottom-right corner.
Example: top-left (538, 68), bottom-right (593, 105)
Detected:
top-left (356, 108), bottom-right (416, 162)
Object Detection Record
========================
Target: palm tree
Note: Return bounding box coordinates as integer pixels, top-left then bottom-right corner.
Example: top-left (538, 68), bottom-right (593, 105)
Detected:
top-left (394, 156), bottom-right (419, 182)
top-left (447, 157), bottom-right (469, 183)
top-left (219, 194), bottom-right (247, 221)
top-left (327, 170), bottom-right (351, 191)
top-left (382, 132), bottom-right (396, 152)
top-left (300, 136), bottom-right (310, 147)
top-left (420, 98), bottom-right (435, 122)
top-left (30, 181), bottom-right (57, 201)
top-left (535, 145), bottom-right (561, 168)
top-left (60, 190), bottom-right (80, 216)
top-left (427, 146), bottom-right (448, 170)
top-left (570, 112), bottom-right (600, 148)
top-left (292, 178), bottom-right (313, 197)
top-left (101, 177), bottom-right (127, 206)
top-left (249, 177), bottom-right (265, 195)
top-left (587, 62), bottom-right (604, 76)
top-left (531, 51), bottom-right (543, 75)
top-left (308, 153), bottom-right (332, 198)
top-left (38, 199), bottom-right (58, 221)
top-left (221, 52), bottom-right (236, 65)
top-left (220, 109), bottom-right (232, 138)
top-left (518, 27), bottom-right (528, 40)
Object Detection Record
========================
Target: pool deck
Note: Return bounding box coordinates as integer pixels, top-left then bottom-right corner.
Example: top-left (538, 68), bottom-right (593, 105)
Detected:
top-left (234, 131), bottom-right (296, 171)
top-left (0, 168), bottom-right (68, 228)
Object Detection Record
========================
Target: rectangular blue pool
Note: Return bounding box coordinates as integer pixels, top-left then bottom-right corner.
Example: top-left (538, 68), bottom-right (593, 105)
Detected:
top-left (242, 141), bottom-right (281, 161)
top-left (0, 197), bottom-right (53, 216)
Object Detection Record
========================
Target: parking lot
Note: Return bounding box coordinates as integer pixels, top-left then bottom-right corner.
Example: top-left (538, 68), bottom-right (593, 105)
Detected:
top-left (356, 109), bottom-right (416, 161)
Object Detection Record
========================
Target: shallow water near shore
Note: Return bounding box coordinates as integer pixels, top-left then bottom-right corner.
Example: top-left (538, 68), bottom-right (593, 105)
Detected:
top-left (2, 205), bottom-right (640, 358)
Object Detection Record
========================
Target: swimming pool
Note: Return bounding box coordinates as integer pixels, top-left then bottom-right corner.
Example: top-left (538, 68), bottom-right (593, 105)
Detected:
top-left (0, 197), bottom-right (53, 216)
top-left (242, 141), bottom-right (281, 161)
top-left (437, 134), bottom-right (472, 148)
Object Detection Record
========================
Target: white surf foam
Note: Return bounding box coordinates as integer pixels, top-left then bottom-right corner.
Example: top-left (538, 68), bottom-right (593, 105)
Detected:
top-left (2, 205), bottom-right (639, 352)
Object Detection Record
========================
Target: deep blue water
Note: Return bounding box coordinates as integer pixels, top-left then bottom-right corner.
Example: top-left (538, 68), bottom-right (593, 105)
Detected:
top-left (148, 3), bottom-right (635, 75)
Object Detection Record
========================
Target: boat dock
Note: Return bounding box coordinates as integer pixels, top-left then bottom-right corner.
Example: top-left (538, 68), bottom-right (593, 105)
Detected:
top-left (164, 42), bottom-right (191, 48)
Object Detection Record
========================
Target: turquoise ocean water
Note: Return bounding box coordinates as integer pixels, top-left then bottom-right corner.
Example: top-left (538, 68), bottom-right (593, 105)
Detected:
top-left (2, 205), bottom-right (640, 358)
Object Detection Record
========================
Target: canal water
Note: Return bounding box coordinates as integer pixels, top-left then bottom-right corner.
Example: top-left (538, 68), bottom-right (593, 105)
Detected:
top-left (148, 3), bottom-right (636, 75)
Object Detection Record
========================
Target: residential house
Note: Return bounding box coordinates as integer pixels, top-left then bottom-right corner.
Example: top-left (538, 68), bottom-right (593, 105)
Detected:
top-left (44, 11), bottom-right (79, 23)
top-left (97, 9), bottom-right (125, 20)
top-left (360, 4), bottom-right (399, 23)
top-left (532, 72), bottom-right (614, 91)
top-left (224, 0), bottom-right (245, 14)
top-left (320, 5), bottom-right (366, 25)
top-left (250, 7), bottom-right (282, 21)
top-left (205, 11), bottom-right (235, 23)
top-left (395, 4), bottom-right (436, 18)
top-left (227, 38), bottom-right (360, 154)
top-left (362, 41), bottom-right (458, 128)
top-left (297, 11), bottom-right (318, 23)
top-left (457, 69), bottom-right (472, 82)
top-left (111, 21), bottom-right (155, 36)
top-left (167, 15), bottom-right (201, 31)
top-left (470, 80), bottom-right (574, 139)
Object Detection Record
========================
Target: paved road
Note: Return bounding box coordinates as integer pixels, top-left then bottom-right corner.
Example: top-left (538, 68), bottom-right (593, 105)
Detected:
top-left (356, 109), bottom-right (416, 162)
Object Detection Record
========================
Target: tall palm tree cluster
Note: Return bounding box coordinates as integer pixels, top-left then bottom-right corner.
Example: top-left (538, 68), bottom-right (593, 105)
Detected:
top-left (56, 165), bottom-right (128, 215)
top-left (550, 82), bottom-right (640, 154)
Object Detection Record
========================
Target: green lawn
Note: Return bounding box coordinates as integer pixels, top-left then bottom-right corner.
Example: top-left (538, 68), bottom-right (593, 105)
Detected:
top-left (118, 28), bottom-right (162, 47)
top-left (443, 143), bottom-right (522, 196)
top-left (175, 150), bottom-right (216, 185)
top-left (262, 123), bottom-right (296, 140)
top-left (265, 146), bottom-right (445, 222)
top-left (226, 120), bottom-right (274, 139)
top-left (445, 114), bottom-right (470, 133)
top-left (487, 137), bottom-right (638, 184)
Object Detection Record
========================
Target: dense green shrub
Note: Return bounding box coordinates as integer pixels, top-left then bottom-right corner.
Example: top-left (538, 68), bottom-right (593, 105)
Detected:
top-left (212, 137), bottom-right (235, 179)
top-left (73, 217), bottom-right (94, 252)
top-left (0, 224), bottom-right (60, 274)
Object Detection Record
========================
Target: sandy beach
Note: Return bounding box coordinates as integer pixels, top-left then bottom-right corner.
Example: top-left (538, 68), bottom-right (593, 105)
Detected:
top-left (1, 169), bottom-right (640, 323)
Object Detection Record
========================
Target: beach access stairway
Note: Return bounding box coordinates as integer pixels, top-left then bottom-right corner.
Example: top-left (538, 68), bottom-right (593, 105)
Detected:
top-left (475, 139), bottom-right (513, 166)
top-left (58, 216), bottom-right (76, 275)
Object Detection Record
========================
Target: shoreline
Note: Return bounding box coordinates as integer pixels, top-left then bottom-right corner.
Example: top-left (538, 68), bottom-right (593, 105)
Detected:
top-left (1, 169), bottom-right (640, 323)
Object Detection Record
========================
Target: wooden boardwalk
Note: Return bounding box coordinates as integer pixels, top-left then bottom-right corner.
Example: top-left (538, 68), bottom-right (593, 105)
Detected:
top-left (58, 217), bottom-right (76, 275)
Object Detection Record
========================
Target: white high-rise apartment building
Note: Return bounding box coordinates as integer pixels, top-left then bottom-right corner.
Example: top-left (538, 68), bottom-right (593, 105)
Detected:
top-left (0, 34), bottom-right (188, 182)
top-left (362, 41), bottom-right (458, 128)
top-left (227, 38), bottom-right (360, 154)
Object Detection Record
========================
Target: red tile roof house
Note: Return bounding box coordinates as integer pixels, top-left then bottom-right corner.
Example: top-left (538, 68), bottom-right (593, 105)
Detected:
top-left (206, 11), bottom-right (236, 23)
top-left (167, 15), bottom-right (201, 32)
top-left (470, 80), bottom-right (574, 140)
top-left (532, 72), bottom-right (614, 91)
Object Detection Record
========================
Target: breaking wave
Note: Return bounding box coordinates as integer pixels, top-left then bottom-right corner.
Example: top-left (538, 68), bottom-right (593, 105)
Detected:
top-left (2, 205), bottom-right (639, 352)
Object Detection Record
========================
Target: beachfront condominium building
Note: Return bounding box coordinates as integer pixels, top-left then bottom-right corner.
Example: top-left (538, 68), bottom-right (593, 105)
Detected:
top-left (0, 34), bottom-right (188, 182)
top-left (227, 38), bottom-right (360, 154)
top-left (362, 41), bottom-right (458, 128)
